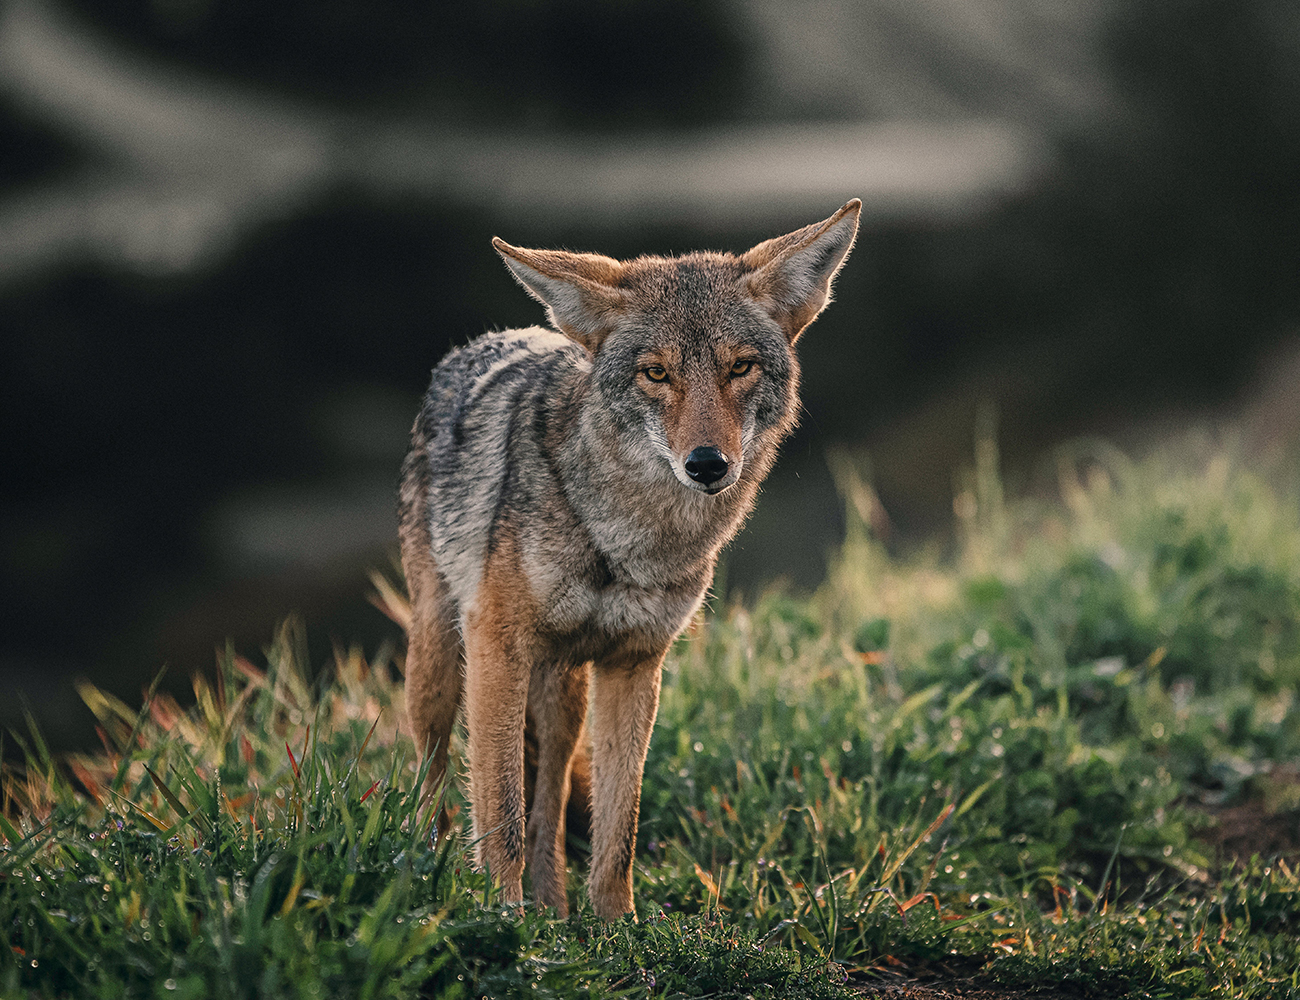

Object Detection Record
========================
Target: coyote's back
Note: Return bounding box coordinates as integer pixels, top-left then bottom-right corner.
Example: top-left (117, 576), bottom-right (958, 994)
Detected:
top-left (400, 201), bottom-right (860, 919)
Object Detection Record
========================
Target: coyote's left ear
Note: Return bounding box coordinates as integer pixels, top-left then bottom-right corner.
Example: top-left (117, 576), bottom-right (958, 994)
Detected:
top-left (492, 238), bottom-right (629, 353)
top-left (741, 199), bottom-right (861, 343)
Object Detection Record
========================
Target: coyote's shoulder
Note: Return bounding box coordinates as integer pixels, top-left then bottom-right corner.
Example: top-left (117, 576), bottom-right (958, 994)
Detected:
top-left (400, 200), bottom-right (861, 920)
top-left (401, 327), bottom-right (585, 611)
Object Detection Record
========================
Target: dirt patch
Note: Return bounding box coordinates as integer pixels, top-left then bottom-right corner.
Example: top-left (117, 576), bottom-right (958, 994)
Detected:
top-left (853, 974), bottom-right (1094, 999)
top-left (848, 959), bottom-right (1098, 1000)
top-left (1195, 764), bottom-right (1300, 866)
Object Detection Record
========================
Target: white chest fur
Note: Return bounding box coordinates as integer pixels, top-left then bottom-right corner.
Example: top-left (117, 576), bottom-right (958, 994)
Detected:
top-left (524, 542), bottom-right (708, 647)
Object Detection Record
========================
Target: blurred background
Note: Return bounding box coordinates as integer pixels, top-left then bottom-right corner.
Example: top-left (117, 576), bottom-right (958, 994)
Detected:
top-left (2, 0), bottom-right (1298, 752)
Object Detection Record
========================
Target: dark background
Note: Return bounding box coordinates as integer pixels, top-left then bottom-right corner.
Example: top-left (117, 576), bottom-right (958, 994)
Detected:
top-left (2, 0), bottom-right (1298, 751)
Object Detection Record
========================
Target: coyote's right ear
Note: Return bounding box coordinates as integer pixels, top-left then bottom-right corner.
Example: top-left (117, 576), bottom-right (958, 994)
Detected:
top-left (741, 199), bottom-right (861, 343)
top-left (492, 239), bottom-right (628, 353)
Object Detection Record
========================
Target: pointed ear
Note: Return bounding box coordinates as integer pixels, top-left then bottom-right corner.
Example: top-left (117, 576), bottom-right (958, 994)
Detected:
top-left (492, 238), bottom-right (628, 352)
top-left (741, 199), bottom-right (861, 343)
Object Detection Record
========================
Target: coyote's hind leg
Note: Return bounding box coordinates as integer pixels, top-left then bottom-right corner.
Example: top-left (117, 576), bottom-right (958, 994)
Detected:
top-left (400, 443), bottom-right (464, 829)
top-left (403, 546), bottom-right (464, 824)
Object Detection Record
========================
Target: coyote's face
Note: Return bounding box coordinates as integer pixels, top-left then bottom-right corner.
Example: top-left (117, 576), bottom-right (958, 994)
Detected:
top-left (492, 200), bottom-right (860, 496)
top-left (591, 267), bottom-right (797, 495)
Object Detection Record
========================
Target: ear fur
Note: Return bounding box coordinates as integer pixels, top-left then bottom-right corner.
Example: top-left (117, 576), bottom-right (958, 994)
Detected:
top-left (492, 238), bottom-right (628, 353)
top-left (741, 199), bottom-right (861, 343)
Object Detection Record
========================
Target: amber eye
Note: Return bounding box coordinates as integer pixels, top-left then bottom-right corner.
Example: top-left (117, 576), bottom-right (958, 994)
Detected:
top-left (643, 365), bottom-right (669, 383)
top-left (729, 359), bottom-right (755, 377)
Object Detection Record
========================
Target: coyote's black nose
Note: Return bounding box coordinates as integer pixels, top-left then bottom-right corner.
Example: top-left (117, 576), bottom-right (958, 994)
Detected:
top-left (685, 447), bottom-right (729, 486)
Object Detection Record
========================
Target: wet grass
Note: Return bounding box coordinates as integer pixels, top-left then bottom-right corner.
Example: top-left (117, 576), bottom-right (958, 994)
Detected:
top-left (3, 431), bottom-right (1300, 998)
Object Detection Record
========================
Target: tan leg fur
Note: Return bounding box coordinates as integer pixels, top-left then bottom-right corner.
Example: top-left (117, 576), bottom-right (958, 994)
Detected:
top-left (460, 528), bottom-right (542, 904)
top-left (587, 652), bottom-right (665, 920)
top-left (525, 663), bottom-right (590, 915)
top-left (401, 511), bottom-right (465, 834)
top-left (457, 525), bottom-right (657, 919)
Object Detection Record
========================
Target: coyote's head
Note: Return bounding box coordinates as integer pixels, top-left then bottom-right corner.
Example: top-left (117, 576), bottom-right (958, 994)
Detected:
top-left (493, 201), bottom-right (860, 495)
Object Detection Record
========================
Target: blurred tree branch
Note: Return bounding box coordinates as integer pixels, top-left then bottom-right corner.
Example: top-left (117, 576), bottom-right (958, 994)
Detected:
top-left (0, 0), bottom-right (1041, 286)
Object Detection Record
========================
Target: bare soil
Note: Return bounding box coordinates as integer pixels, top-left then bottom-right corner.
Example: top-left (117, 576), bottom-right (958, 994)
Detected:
top-left (856, 988), bottom-right (1080, 999)
top-left (852, 971), bottom-right (1095, 999)
top-left (1195, 764), bottom-right (1300, 867)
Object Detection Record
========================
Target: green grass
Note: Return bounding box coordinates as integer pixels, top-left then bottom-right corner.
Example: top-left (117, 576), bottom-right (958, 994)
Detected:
top-left (4, 430), bottom-right (1300, 998)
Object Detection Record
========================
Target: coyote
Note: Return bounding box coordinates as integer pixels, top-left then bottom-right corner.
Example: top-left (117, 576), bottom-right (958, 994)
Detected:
top-left (399, 200), bottom-right (860, 919)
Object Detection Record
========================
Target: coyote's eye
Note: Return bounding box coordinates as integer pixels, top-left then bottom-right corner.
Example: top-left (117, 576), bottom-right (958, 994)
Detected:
top-left (729, 359), bottom-right (755, 378)
top-left (643, 366), bottom-right (669, 383)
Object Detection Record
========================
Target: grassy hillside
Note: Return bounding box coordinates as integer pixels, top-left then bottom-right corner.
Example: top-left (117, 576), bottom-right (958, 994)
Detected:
top-left (3, 431), bottom-right (1299, 998)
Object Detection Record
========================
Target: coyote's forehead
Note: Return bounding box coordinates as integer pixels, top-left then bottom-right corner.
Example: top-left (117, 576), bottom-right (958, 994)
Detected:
top-left (611, 253), bottom-right (783, 354)
top-left (620, 252), bottom-right (743, 299)
top-left (622, 253), bottom-right (750, 321)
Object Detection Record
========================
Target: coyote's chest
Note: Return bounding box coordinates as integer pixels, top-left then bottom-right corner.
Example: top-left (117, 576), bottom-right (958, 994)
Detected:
top-left (519, 524), bottom-right (712, 656)
top-left (551, 566), bottom-right (706, 647)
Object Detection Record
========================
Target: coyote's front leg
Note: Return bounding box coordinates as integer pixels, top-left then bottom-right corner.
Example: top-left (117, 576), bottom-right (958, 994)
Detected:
top-left (462, 609), bottom-right (531, 903)
top-left (587, 649), bottom-right (666, 920)
top-left (525, 662), bottom-right (590, 915)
